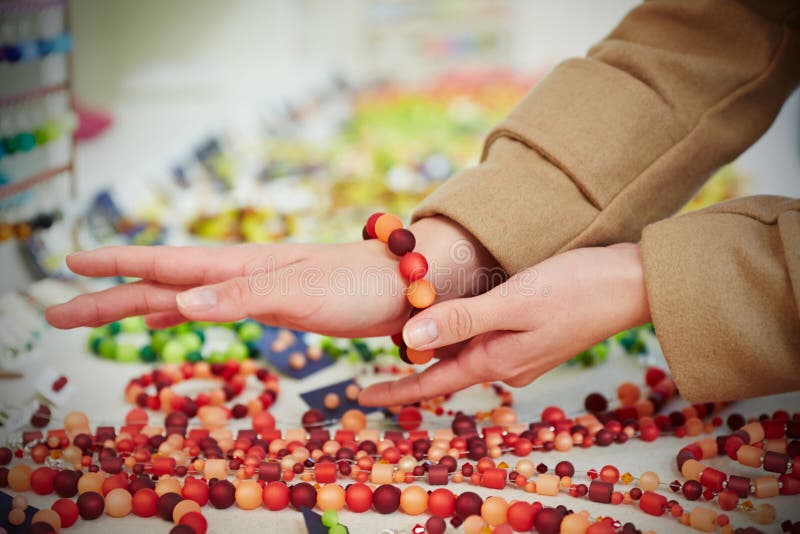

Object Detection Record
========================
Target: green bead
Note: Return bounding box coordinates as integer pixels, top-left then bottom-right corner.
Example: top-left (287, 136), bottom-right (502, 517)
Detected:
top-left (150, 330), bottom-right (171, 354)
top-left (33, 129), bottom-right (49, 145)
top-left (14, 132), bottom-right (36, 152)
top-left (193, 329), bottom-right (206, 343)
top-left (208, 350), bottom-right (226, 363)
top-left (173, 323), bottom-right (192, 334)
top-left (226, 342), bottom-right (249, 361)
top-left (187, 350), bottom-right (204, 363)
top-left (1, 137), bottom-right (15, 155)
top-left (321, 510), bottom-right (339, 528)
top-left (245, 341), bottom-right (260, 358)
top-left (237, 321), bottom-right (263, 343)
top-left (140, 345), bottom-right (157, 362)
top-left (116, 343), bottom-right (139, 362)
top-left (89, 336), bottom-right (104, 355)
top-left (352, 339), bottom-right (373, 362)
top-left (98, 338), bottom-right (117, 359)
top-left (177, 332), bottom-right (202, 352)
top-left (120, 316), bottom-right (146, 333)
top-left (162, 339), bottom-right (188, 363)
top-left (328, 524), bottom-right (347, 534)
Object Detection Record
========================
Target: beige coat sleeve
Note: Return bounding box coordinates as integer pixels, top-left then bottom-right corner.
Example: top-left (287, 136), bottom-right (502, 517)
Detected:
top-left (412, 0), bottom-right (800, 400)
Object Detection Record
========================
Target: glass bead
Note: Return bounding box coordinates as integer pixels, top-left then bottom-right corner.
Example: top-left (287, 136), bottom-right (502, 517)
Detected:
top-left (620, 472), bottom-right (633, 485)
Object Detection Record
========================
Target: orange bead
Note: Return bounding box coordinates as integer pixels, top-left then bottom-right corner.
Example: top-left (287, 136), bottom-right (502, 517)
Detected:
top-left (105, 487), bottom-right (133, 518)
top-left (491, 407), bottom-right (517, 426)
top-left (31, 509), bottom-right (61, 531)
top-left (616, 382), bottom-right (640, 406)
top-left (7, 464), bottom-right (32, 492)
top-left (172, 499), bottom-right (201, 523)
top-left (77, 472), bottom-right (105, 495)
top-left (317, 484), bottom-right (346, 512)
top-left (155, 477), bottom-right (182, 497)
top-left (480, 496), bottom-right (509, 526)
top-left (407, 348), bottom-right (434, 365)
top-left (374, 214), bottom-right (403, 242)
top-left (400, 485), bottom-right (428, 515)
top-left (341, 409), bottom-right (367, 433)
top-left (406, 279), bottom-right (436, 309)
top-left (235, 480), bottom-right (263, 510)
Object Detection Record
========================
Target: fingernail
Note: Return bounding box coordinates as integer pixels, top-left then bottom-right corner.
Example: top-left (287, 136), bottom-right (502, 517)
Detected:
top-left (176, 288), bottom-right (217, 311)
top-left (404, 318), bottom-right (438, 348)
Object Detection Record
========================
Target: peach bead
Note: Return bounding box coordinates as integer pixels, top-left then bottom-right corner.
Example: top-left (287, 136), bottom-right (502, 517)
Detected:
top-left (64, 411), bottom-right (90, 432)
top-left (535, 474), bottom-right (560, 496)
top-left (155, 477), bottom-right (183, 497)
top-left (639, 471), bottom-right (660, 492)
top-left (491, 406), bottom-right (517, 426)
top-left (317, 484), bottom-right (346, 512)
top-left (755, 503), bottom-right (776, 525)
top-left (269, 439), bottom-right (287, 455)
top-left (8, 508), bottom-right (25, 526)
top-left (697, 438), bottom-right (718, 458)
top-left (77, 472), bottom-right (105, 494)
top-left (7, 464), bottom-right (32, 492)
top-left (736, 445), bottom-right (763, 468)
top-left (560, 476), bottom-right (572, 489)
top-left (616, 382), bottom-right (640, 406)
top-left (375, 214), bottom-right (403, 242)
top-left (62, 445), bottom-right (82, 466)
top-left (764, 439), bottom-right (787, 453)
top-left (689, 506), bottom-right (718, 532)
top-left (406, 279), bottom-right (436, 309)
top-left (172, 499), bottom-right (201, 523)
top-left (204, 458), bottom-right (228, 481)
top-left (235, 480), bottom-right (262, 510)
top-left (400, 485), bottom-right (428, 515)
top-left (341, 409), bottom-right (367, 433)
top-left (686, 418), bottom-right (704, 436)
top-left (753, 476), bottom-right (779, 498)
top-left (399, 455), bottom-right (417, 473)
top-left (105, 487), bottom-right (133, 518)
top-left (741, 422), bottom-right (765, 443)
top-left (407, 348), bottom-right (434, 365)
top-left (516, 460), bottom-right (536, 478)
top-left (554, 433), bottom-right (573, 452)
top-left (393, 470), bottom-right (406, 483)
top-left (537, 428), bottom-right (555, 442)
top-left (31, 509), bottom-right (61, 532)
top-left (481, 496), bottom-right (508, 526)
top-left (635, 400), bottom-right (654, 417)
top-left (463, 515), bottom-right (488, 534)
top-left (371, 463), bottom-right (394, 485)
top-left (560, 512), bottom-right (590, 534)
top-left (680, 459), bottom-right (704, 481)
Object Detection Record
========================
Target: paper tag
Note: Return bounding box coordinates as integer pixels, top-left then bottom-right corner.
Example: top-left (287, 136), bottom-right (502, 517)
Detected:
top-left (32, 368), bottom-right (76, 407)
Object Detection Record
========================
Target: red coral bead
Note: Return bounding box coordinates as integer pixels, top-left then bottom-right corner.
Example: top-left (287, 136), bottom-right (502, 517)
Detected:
top-left (399, 252), bottom-right (428, 282)
top-left (365, 212), bottom-right (384, 239)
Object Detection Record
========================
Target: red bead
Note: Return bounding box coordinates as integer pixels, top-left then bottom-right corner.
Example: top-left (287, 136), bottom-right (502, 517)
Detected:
top-left (397, 406), bottom-right (423, 431)
top-left (182, 478), bottom-right (209, 506)
top-left (388, 228), bottom-right (416, 256)
top-left (263, 481), bottom-right (290, 510)
top-left (645, 367), bottom-right (667, 387)
top-left (507, 501), bottom-right (535, 531)
top-left (427, 488), bottom-right (455, 518)
top-left (314, 462), bottom-right (337, 484)
top-left (209, 480), bottom-right (236, 509)
top-left (52, 498), bottom-right (79, 528)
top-left (640, 423), bottom-right (660, 442)
top-left (717, 489), bottom-right (738, 511)
top-left (481, 467), bottom-right (507, 490)
top-left (700, 467), bottom-right (727, 492)
top-left (179, 511), bottom-right (208, 534)
top-left (290, 482), bottom-right (317, 510)
top-left (599, 465), bottom-right (620, 484)
top-left (365, 212), bottom-right (384, 239)
top-left (588, 481), bottom-right (613, 503)
top-left (372, 484), bottom-right (400, 514)
top-left (345, 482), bottom-right (373, 513)
top-left (425, 516), bottom-right (446, 534)
top-left (639, 491), bottom-right (667, 516)
top-left (541, 406), bottom-right (566, 424)
top-left (152, 457), bottom-right (176, 476)
top-left (399, 252), bottom-right (428, 282)
top-left (30, 466), bottom-right (56, 495)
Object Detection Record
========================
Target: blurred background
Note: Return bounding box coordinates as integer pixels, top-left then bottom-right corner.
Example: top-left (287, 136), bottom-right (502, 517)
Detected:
top-left (1, 0), bottom-right (799, 295)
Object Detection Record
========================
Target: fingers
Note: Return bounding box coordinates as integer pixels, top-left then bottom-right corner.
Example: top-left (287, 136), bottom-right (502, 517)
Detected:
top-left (144, 311), bottom-right (188, 329)
top-left (45, 281), bottom-right (190, 329)
top-left (402, 291), bottom-right (510, 350)
top-left (358, 356), bottom-right (482, 406)
top-left (66, 244), bottom-right (276, 285)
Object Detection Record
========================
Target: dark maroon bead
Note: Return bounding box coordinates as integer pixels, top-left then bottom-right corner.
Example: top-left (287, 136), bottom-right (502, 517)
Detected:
top-left (726, 475), bottom-right (751, 498)
top-left (534, 507), bottom-right (564, 534)
top-left (358, 440), bottom-right (377, 455)
top-left (595, 429), bottom-right (614, 446)
top-left (231, 404), bottom-right (248, 419)
top-left (361, 225), bottom-right (371, 240)
top-left (669, 411), bottom-right (686, 427)
top-left (77, 491), bottom-right (105, 520)
top-left (30, 404), bottom-right (51, 428)
top-left (0, 467), bottom-right (8, 487)
top-left (54, 470), bottom-right (80, 497)
top-left (555, 461), bottom-right (575, 478)
top-left (372, 484), bottom-right (401, 514)
top-left (427, 464), bottom-right (449, 485)
top-left (28, 522), bottom-right (57, 534)
top-left (682, 480), bottom-right (702, 500)
top-left (73, 433), bottom-right (93, 451)
top-left (387, 228), bottom-right (416, 256)
top-left (676, 449), bottom-right (696, 471)
top-left (630, 487), bottom-right (642, 500)
top-left (157, 492), bottom-right (183, 520)
top-left (412, 465), bottom-right (425, 477)
top-left (787, 440), bottom-right (800, 458)
top-left (536, 463), bottom-right (548, 474)
top-left (583, 392), bottom-right (607, 413)
top-left (461, 463), bottom-right (474, 477)
top-left (574, 484), bottom-right (588, 497)
top-left (669, 480), bottom-right (682, 493)
top-left (588, 480), bottom-right (613, 503)
top-left (128, 475), bottom-right (155, 494)
top-left (290, 482), bottom-right (317, 509)
top-left (454, 491), bottom-right (482, 519)
top-left (451, 414), bottom-right (477, 436)
top-left (764, 451), bottom-right (789, 473)
top-left (727, 413), bottom-right (746, 431)
top-left (208, 479), bottom-right (235, 509)
top-left (0, 447), bottom-right (11, 465)
top-left (101, 457), bottom-right (123, 474)
top-left (301, 409), bottom-right (326, 431)
top-left (787, 420), bottom-right (800, 439)
top-left (426, 516), bottom-right (446, 534)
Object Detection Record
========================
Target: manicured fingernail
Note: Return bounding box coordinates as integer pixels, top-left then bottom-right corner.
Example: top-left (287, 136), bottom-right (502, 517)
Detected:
top-left (176, 288), bottom-right (217, 311)
top-left (404, 318), bottom-right (438, 348)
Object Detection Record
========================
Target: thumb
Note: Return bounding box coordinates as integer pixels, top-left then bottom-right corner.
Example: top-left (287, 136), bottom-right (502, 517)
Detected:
top-left (176, 276), bottom-right (259, 322)
top-left (402, 293), bottom-right (500, 350)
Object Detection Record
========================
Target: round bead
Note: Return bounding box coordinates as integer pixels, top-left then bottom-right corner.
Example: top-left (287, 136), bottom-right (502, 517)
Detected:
top-left (323, 393), bottom-right (340, 411)
top-left (374, 214), bottom-right (403, 242)
top-left (463, 515), bottom-right (488, 534)
top-left (427, 488), bottom-right (455, 518)
top-left (317, 484), bottom-right (346, 512)
top-left (533, 508), bottom-right (564, 534)
top-left (584, 392), bottom-right (608, 413)
top-left (406, 279), bottom-right (436, 308)
top-left (425, 516), bottom-right (447, 534)
top-left (179, 511), bottom-right (208, 534)
top-left (77, 491), bottom-right (105, 520)
top-left (506, 501), bottom-right (535, 532)
top-left (53, 470), bottom-right (79, 498)
top-left (399, 485), bottom-right (428, 515)
top-left (600, 465), bottom-right (620, 484)
top-left (52, 498), bottom-right (79, 528)
top-left (455, 491), bottom-right (483, 519)
top-left (406, 347), bottom-right (434, 365)
top-left (481, 496), bottom-right (509, 526)
top-left (30, 467), bottom-right (56, 495)
top-left (755, 503), bottom-right (776, 525)
top-left (365, 212), bottom-right (384, 238)
top-left (340, 409), bottom-right (367, 433)
top-left (290, 482), bottom-right (317, 509)
top-left (7, 464), bottom-right (32, 491)
top-left (345, 482), bottom-right (372, 513)
top-left (235, 480), bottom-right (262, 510)
top-left (263, 481), bottom-right (290, 510)
top-left (345, 383), bottom-right (361, 401)
top-left (209, 480), bottom-right (236, 509)
top-left (157, 492), bottom-right (183, 520)
top-left (132, 488), bottom-right (159, 517)
top-left (288, 352), bottom-right (307, 370)
top-left (105, 487), bottom-right (132, 517)
top-left (8, 508), bottom-right (25, 526)
top-left (616, 382), bottom-right (641, 406)
top-left (397, 406), bottom-right (423, 431)
top-left (388, 228), bottom-right (416, 255)
top-left (639, 471), bottom-right (660, 492)
top-left (399, 252), bottom-right (428, 282)
top-left (372, 484), bottom-right (401, 514)
top-left (30, 509), bottom-right (61, 532)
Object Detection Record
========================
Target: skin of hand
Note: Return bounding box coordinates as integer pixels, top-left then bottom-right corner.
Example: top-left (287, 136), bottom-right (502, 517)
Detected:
top-left (45, 216), bottom-right (499, 338)
top-left (358, 243), bottom-right (652, 407)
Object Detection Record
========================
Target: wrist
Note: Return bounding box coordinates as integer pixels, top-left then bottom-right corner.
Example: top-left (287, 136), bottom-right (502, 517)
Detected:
top-left (609, 243), bottom-right (652, 328)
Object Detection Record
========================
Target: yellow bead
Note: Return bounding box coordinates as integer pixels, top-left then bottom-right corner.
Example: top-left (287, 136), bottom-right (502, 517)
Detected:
top-left (621, 472), bottom-right (633, 484)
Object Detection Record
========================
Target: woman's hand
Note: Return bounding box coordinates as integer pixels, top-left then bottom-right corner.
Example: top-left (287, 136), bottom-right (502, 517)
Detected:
top-left (359, 243), bottom-right (651, 406)
top-left (45, 217), bottom-right (498, 338)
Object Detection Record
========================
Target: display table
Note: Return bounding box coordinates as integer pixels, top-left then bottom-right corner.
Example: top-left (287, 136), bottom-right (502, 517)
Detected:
top-left (2, 318), bottom-right (798, 534)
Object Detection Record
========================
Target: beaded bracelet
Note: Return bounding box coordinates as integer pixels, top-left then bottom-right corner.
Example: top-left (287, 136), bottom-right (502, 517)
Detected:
top-left (362, 212), bottom-right (436, 365)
